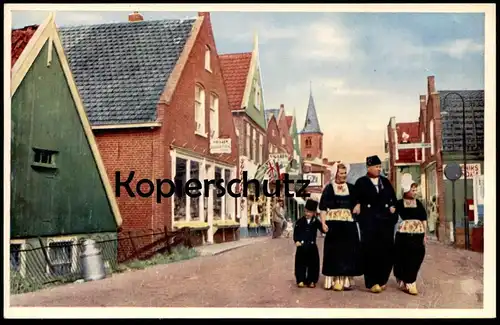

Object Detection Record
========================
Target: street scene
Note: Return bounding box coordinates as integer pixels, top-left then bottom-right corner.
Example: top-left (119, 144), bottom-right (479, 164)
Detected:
top-left (10, 237), bottom-right (483, 308)
top-left (7, 4), bottom-right (492, 315)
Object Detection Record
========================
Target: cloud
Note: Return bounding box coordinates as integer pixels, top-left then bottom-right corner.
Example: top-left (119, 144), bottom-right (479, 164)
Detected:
top-left (433, 38), bottom-right (484, 59)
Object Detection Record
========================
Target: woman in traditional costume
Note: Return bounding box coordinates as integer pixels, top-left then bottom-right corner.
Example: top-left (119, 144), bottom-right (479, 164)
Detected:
top-left (319, 162), bottom-right (362, 291)
top-left (393, 179), bottom-right (427, 295)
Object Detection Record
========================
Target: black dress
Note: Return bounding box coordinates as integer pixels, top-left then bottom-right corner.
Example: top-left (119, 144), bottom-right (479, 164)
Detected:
top-left (293, 216), bottom-right (321, 285)
top-left (393, 199), bottom-right (427, 284)
top-left (353, 175), bottom-right (398, 289)
top-left (319, 182), bottom-right (363, 277)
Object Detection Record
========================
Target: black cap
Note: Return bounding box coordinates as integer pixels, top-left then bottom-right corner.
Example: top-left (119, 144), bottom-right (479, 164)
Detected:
top-left (366, 155), bottom-right (382, 167)
top-left (305, 199), bottom-right (318, 212)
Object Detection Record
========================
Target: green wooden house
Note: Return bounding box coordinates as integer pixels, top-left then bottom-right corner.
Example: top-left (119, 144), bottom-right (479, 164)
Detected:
top-left (10, 13), bottom-right (122, 281)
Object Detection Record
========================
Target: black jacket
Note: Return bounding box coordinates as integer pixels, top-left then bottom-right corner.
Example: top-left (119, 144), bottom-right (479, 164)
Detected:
top-left (293, 216), bottom-right (321, 245)
top-left (354, 175), bottom-right (398, 225)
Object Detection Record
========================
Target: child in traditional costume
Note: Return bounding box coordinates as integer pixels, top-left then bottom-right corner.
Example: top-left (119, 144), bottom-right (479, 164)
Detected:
top-left (293, 199), bottom-right (321, 288)
top-left (394, 179), bottom-right (428, 295)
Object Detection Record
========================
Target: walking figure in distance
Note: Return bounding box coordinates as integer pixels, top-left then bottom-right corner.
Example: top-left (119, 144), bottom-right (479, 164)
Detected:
top-left (394, 179), bottom-right (428, 295)
top-left (353, 155), bottom-right (398, 293)
top-left (319, 161), bottom-right (363, 291)
top-left (294, 199), bottom-right (321, 288)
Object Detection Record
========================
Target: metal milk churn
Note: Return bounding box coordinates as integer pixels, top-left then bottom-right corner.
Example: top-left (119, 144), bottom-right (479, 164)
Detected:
top-left (80, 239), bottom-right (106, 282)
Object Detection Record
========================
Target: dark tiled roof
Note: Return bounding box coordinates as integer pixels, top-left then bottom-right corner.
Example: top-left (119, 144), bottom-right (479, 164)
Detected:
top-left (300, 92), bottom-right (322, 134)
top-left (58, 19), bottom-right (196, 125)
top-left (439, 90), bottom-right (484, 153)
top-left (395, 122), bottom-right (422, 164)
top-left (219, 52), bottom-right (252, 110)
top-left (265, 108), bottom-right (279, 123)
top-left (11, 25), bottom-right (39, 68)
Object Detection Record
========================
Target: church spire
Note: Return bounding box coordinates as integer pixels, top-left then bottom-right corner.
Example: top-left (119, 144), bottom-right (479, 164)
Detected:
top-left (300, 85), bottom-right (322, 134)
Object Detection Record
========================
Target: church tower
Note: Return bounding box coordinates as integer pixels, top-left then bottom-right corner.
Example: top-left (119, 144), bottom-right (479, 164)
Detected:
top-left (300, 86), bottom-right (323, 160)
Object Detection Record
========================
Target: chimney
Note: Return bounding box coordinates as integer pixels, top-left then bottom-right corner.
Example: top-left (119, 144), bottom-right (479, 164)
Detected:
top-left (198, 12), bottom-right (210, 18)
top-left (128, 11), bottom-right (143, 22)
top-left (280, 104), bottom-right (284, 110)
top-left (419, 95), bottom-right (427, 131)
top-left (427, 76), bottom-right (436, 94)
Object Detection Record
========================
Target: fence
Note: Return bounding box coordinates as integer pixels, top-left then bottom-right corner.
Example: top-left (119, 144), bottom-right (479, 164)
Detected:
top-left (9, 227), bottom-right (192, 295)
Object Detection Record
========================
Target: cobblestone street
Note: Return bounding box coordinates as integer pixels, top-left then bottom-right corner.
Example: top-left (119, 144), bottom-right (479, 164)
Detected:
top-left (10, 238), bottom-right (483, 308)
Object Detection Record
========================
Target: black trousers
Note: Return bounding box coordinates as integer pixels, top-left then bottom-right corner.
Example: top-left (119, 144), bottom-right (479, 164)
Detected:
top-left (294, 244), bottom-right (320, 285)
top-left (360, 219), bottom-right (395, 289)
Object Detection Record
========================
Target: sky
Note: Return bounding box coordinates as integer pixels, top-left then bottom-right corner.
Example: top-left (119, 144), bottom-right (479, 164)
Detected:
top-left (9, 8), bottom-right (485, 164)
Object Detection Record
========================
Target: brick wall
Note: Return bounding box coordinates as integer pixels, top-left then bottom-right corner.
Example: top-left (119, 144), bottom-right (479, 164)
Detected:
top-left (266, 116), bottom-right (286, 156)
top-left (300, 133), bottom-right (323, 159)
top-left (421, 76), bottom-right (448, 243)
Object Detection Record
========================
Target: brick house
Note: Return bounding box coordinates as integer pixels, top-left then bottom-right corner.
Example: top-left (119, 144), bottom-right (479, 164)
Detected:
top-left (219, 34), bottom-right (268, 237)
top-left (386, 118), bottom-right (423, 198)
top-left (59, 12), bottom-right (239, 252)
top-left (418, 76), bottom-right (484, 245)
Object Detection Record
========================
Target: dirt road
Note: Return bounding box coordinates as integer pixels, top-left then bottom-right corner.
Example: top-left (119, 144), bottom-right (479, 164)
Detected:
top-left (10, 238), bottom-right (483, 308)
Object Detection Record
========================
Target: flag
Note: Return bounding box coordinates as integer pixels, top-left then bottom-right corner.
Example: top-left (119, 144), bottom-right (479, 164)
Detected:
top-left (254, 163), bottom-right (268, 182)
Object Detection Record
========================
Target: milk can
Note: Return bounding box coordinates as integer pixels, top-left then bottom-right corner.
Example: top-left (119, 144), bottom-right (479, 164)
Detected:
top-left (80, 239), bottom-right (106, 282)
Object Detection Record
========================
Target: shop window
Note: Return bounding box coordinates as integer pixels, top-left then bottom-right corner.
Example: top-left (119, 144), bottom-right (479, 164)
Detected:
top-left (214, 167), bottom-right (222, 220)
top-left (174, 157), bottom-right (187, 221)
top-left (190, 160), bottom-right (200, 221)
top-left (224, 169), bottom-right (232, 219)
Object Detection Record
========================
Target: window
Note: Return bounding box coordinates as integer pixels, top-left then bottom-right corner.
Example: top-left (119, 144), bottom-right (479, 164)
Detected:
top-left (246, 124), bottom-right (251, 157)
top-left (252, 129), bottom-right (257, 162)
top-left (272, 129), bottom-right (276, 137)
top-left (305, 137), bottom-right (312, 148)
top-left (46, 239), bottom-right (77, 277)
top-left (281, 137), bottom-right (285, 146)
top-left (32, 148), bottom-right (57, 169)
top-left (259, 134), bottom-right (264, 164)
top-left (421, 132), bottom-right (426, 161)
top-left (195, 84), bottom-right (206, 136)
top-left (205, 46), bottom-right (211, 72)
top-left (174, 157), bottom-right (187, 221)
top-left (307, 153), bottom-right (312, 158)
top-left (214, 167), bottom-right (222, 220)
top-left (430, 120), bottom-right (435, 155)
top-left (190, 160), bottom-right (200, 221)
top-left (224, 169), bottom-right (233, 220)
top-left (210, 93), bottom-right (219, 139)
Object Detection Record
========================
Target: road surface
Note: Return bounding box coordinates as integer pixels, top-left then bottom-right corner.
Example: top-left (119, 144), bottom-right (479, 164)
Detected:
top-left (10, 237), bottom-right (483, 308)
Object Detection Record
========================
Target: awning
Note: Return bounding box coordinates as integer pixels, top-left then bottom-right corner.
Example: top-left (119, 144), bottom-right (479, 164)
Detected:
top-left (294, 197), bottom-right (306, 205)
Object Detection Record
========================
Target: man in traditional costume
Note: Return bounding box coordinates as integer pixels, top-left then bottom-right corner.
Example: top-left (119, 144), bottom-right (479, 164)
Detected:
top-left (293, 199), bottom-right (321, 288)
top-left (394, 179), bottom-right (428, 295)
top-left (319, 162), bottom-right (362, 291)
top-left (272, 198), bottom-right (285, 238)
top-left (353, 155), bottom-right (398, 293)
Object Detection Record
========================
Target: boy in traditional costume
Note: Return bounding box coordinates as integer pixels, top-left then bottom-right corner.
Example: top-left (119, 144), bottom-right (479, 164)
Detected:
top-left (293, 199), bottom-right (321, 288)
top-left (319, 162), bottom-right (362, 291)
top-left (353, 155), bottom-right (398, 293)
top-left (394, 179), bottom-right (428, 295)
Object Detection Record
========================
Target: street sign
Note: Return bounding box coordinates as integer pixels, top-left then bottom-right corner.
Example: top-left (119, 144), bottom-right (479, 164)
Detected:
top-left (444, 162), bottom-right (462, 244)
top-left (444, 162), bottom-right (463, 181)
top-left (442, 163), bottom-right (481, 180)
top-left (396, 142), bottom-right (432, 150)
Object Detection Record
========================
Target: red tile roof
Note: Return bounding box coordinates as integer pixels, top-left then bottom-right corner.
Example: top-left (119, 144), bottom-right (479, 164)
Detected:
top-left (219, 52), bottom-right (252, 110)
top-left (286, 116), bottom-right (293, 130)
top-left (11, 25), bottom-right (39, 68)
top-left (396, 122), bottom-right (422, 164)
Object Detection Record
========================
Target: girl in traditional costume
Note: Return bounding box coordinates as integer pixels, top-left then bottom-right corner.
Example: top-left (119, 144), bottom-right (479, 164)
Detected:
top-left (394, 179), bottom-right (428, 295)
top-left (319, 162), bottom-right (363, 291)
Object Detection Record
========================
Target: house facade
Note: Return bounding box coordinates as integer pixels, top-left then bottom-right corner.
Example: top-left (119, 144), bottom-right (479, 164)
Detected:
top-left (59, 12), bottom-right (239, 252)
top-left (418, 76), bottom-right (484, 245)
top-left (10, 14), bottom-right (122, 280)
top-left (386, 118), bottom-right (423, 198)
top-left (219, 34), bottom-right (268, 237)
